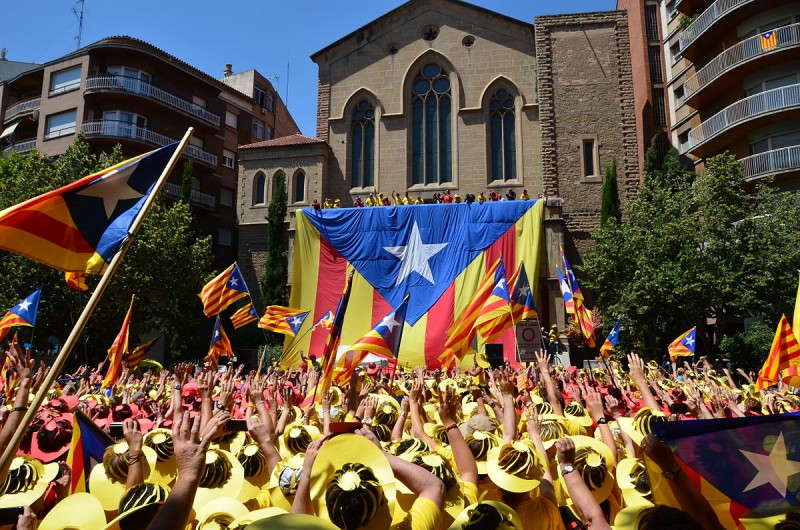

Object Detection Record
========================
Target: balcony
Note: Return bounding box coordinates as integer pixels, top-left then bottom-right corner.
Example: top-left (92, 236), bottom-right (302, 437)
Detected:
top-left (2, 138), bottom-right (37, 155)
top-left (741, 145), bottom-right (800, 181)
top-left (685, 83), bottom-right (800, 153)
top-left (678, 0), bottom-right (756, 53)
top-left (684, 23), bottom-right (800, 102)
top-left (85, 75), bottom-right (220, 127)
top-left (3, 98), bottom-right (41, 124)
top-left (164, 182), bottom-right (216, 210)
top-left (81, 120), bottom-right (218, 168)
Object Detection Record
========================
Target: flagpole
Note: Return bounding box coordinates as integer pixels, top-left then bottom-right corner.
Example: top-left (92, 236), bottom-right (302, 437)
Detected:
top-left (0, 128), bottom-right (194, 473)
top-left (277, 319), bottom-right (315, 367)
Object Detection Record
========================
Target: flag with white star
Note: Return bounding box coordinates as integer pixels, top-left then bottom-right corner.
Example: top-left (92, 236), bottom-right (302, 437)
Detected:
top-left (258, 305), bottom-right (310, 336)
top-left (668, 326), bottom-right (696, 361)
top-left (198, 262), bottom-right (249, 317)
top-left (0, 143), bottom-right (178, 274)
top-left (649, 413), bottom-right (800, 526)
top-left (348, 294), bottom-right (410, 360)
top-left (292, 200), bottom-right (544, 368)
top-left (0, 289), bottom-right (41, 344)
top-left (599, 319), bottom-right (621, 359)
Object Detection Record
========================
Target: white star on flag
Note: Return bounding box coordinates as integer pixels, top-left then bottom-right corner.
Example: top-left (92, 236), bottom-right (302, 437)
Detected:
top-left (17, 300), bottom-right (31, 312)
top-left (77, 172), bottom-right (144, 218)
top-left (384, 222), bottom-right (448, 286)
top-left (380, 314), bottom-right (400, 332)
top-left (518, 285), bottom-right (530, 298)
top-left (741, 432), bottom-right (800, 497)
top-left (229, 277), bottom-right (239, 287)
top-left (684, 335), bottom-right (695, 348)
top-left (608, 329), bottom-right (617, 338)
top-left (289, 316), bottom-right (303, 326)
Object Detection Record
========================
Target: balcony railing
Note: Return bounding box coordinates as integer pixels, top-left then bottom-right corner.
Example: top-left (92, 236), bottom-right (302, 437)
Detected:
top-left (81, 120), bottom-right (218, 168)
top-left (85, 75), bottom-right (220, 127)
top-left (684, 23), bottom-right (800, 100)
top-left (685, 83), bottom-right (800, 151)
top-left (164, 182), bottom-right (216, 210)
top-left (2, 138), bottom-right (37, 155)
top-left (679, 0), bottom-right (755, 52)
top-left (4, 97), bottom-right (41, 124)
top-left (741, 145), bottom-right (800, 181)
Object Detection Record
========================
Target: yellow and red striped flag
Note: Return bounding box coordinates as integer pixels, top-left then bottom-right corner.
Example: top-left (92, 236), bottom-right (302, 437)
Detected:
top-left (756, 315), bottom-right (800, 391)
top-left (230, 303), bottom-right (258, 329)
top-left (444, 258), bottom-right (502, 360)
top-left (198, 263), bottom-right (249, 317)
top-left (102, 295), bottom-right (135, 389)
top-left (65, 271), bottom-right (88, 291)
top-left (575, 299), bottom-right (596, 348)
top-left (475, 261), bottom-right (514, 344)
top-left (318, 273), bottom-right (354, 401)
top-left (759, 30), bottom-right (777, 51)
top-left (125, 336), bottom-right (159, 371)
top-left (258, 305), bottom-right (310, 336)
top-left (206, 316), bottom-right (233, 371)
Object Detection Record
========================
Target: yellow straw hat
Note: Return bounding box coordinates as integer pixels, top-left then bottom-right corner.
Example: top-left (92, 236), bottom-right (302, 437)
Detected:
top-left (564, 402), bottom-right (593, 428)
top-left (143, 428), bottom-right (178, 485)
top-left (487, 439), bottom-right (545, 493)
top-left (616, 458), bottom-right (654, 507)
top-left (279, 424), bottom-right (321, 458)
top-left (268, 453), bottom-right (305, 511)
top-left (558, 435), bottom-right (615, 504)
top-left (38, 492), bottom-right (106, 530)
top-left (236, 442), bottom-right (273, 507)
top-left (309, 434), bottom-right (396, 530)
top-left (0, 455), bottom-right (59, 509)
top-left (195, 497), bottom-right (249, 529)
top-left (464, 430), bottom-right (501, 475)
top-left (228, 507), bottom-right (288, 529)
top-left (447, 499), bottom-right (523, 530)
top-left (193, 448), bottom-right (246, 509)
top-left (103, 482), bottom-right (170, 530)
top-left (243, 513), bottom-right (340, 529)
top-left (87, 443), bottom-right (158, 511)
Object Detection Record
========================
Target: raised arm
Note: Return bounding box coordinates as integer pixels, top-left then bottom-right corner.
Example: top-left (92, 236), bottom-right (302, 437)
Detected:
top-left (535, 349), bottom-right (564, 416)
top-left (556, 438), bottom-right (612, 530)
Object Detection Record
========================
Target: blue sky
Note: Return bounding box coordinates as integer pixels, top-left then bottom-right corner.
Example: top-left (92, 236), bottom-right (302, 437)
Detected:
top-left (3, 1), bottom-right (616, 136)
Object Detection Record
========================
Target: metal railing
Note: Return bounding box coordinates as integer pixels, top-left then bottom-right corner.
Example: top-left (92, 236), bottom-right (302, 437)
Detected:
top-left (679, 0), bottom-right (755, 52)
top-left (85, 75), bottom-right (220, 126)
top-left (2, 139), bottom-right (36, 155)
top-left (4, 97), bottom-right (41, 123)
top-left (685, 83), bottom-right (800, 151)
top-left (81, 120), bottom-right (218, 167)
top-left (684, 23), bottom-right (800, 99)
top-left (741, 145), bottom-right (800, 181)
top-left (164, 181), bottom-right (216, 210)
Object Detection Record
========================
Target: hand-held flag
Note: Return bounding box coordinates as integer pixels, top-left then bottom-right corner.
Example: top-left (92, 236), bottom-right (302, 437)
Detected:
top-left (556, 267), bottom-right (575, 316)
top-left (102, 295), bottom-right (135, 389)
top-left (198, 263), bottom-right (248, 317)
top-left (756, 316), bottom-right (800, 391)
top-left (444, 258), bottom-right (502, 359)
top-left (125, 336), bottom-right (160, 371)
top-left (311, 310), bottom-right (334, 331)
top-left (668, 326), bottom-right (697, 362)
top-left (600, 319), bottom-right (621, 359)
top-left (318, 273), bottom-right (354, 399)
top-left (560, 246), bottom-right (584, 301)
top-left (66, 411), bottom-right (114, 493)
top-left (206, 316), bottom-right (233, 370)
top-left (230, 303), bottom-right (258, 329)
top-left (475, 261), bottom-right (514, 344)
top-left (0, 289), bottom-right (41, 344)
top-left (258, 306), bottom-right (310, 336)
top-left (65, 272), bottom-right (89, 291)
top-left (0, 144), bottom-right (179, 274)
top-left (509, 263), bottom-right (537, 322)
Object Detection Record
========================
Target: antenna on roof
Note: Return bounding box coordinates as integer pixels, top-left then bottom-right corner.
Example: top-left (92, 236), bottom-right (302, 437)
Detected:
top-left (285, 58), bottom-right (290, 107)
top-left (73, 0), bottom-right (86, 50)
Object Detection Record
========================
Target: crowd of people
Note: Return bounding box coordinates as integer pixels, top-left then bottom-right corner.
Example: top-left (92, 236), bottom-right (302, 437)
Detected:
top-left (0, 341), bottom-right (794, 529)
top-left (312, 188), bottom-right (535, 210)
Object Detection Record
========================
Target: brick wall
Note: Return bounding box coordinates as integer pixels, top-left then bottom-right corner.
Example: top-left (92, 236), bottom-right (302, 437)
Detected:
top-left (535, 10), bottom-right (639, 262)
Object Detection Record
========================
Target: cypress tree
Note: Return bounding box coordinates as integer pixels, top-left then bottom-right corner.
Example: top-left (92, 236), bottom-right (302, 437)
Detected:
top-left (600, 158), bottom-right (620, 225)
top-left (261, 175), bottom-right (289, 309)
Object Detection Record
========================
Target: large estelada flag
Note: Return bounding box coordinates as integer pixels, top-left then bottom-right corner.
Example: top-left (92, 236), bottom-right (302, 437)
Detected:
top-left (290, 201), bottom-right (544, 368)
top-left (649, 413), bottom-right (800, 527)
top-left (0, 144), bottom-right (178, 274)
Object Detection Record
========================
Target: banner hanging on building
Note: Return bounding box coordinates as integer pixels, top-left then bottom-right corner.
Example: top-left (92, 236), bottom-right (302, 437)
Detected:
top-left (289, 200), bottom-right (544, 368)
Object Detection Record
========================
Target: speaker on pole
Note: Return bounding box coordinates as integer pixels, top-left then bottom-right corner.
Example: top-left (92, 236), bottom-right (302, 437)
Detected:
top-left (485, 343), bottom-right (505, 368)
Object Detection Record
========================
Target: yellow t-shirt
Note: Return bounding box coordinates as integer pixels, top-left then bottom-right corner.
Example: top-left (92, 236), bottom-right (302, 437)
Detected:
top-left (391, 497), bottom-right (442, 530)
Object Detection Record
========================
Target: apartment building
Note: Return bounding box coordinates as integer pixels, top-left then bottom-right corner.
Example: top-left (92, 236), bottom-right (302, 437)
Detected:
top-left (658, 0), bottom-right (800, 187)
top-left (0, 36), bottom-right (299, 265)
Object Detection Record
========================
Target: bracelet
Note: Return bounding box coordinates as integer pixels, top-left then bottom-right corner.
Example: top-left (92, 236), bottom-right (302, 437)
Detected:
top-left (12, 407), bottom-right (27, 413)
top-left (247, 403), bottom-right (256, 409)
top-left (257, 400), bottom-right (265, 407)
top-left (399, 412), bottom-right (408, 418)
top-left (444, 423), bottom-right (458, 432)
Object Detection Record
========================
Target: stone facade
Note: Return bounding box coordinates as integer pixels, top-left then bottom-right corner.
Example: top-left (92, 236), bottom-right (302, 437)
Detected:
top-left (236, 0), bottom-right (640, 330)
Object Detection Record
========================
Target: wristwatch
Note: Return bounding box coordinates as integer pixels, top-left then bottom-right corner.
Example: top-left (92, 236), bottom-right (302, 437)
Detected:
top-left (362, 417), bottom-right (373, 425)
top-left (215, 402), bottom-right (225, 410)
top-left (561, 465), bottom-right (576, 476)
top-left (173, 384), bottom-right (182, 390)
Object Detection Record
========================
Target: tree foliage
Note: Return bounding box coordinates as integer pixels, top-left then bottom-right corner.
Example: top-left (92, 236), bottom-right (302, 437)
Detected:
top-left (260, 175), bottom-right (289, 345)
top-left (583, 148), bottom-right (800, 361)
top-left (0, 135), bottom-right (214, 365)
top-left (600, 158), bottom-right (620, 226)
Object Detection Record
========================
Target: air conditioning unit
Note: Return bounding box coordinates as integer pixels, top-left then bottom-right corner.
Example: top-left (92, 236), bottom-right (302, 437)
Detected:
top-left (260, 107), bottom-right (267, 115)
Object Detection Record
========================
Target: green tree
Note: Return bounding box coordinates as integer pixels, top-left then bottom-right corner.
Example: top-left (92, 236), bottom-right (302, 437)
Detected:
top-left (261, 175), bottom-right (288, 308)
top-left (600, 158), bottom-right (620, 226)
top-left (0, 135), bottom-right (214, 364)
top-left (583, 150), bottom-right (800, 361)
